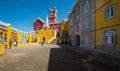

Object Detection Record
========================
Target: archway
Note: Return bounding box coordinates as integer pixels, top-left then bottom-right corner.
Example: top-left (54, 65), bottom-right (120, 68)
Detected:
top-left (105, 30), bottom-right (116, 44)
top-left (76, 35), bottom-right (80, 46)
top-left (37, 26), bottom-right (40, 30)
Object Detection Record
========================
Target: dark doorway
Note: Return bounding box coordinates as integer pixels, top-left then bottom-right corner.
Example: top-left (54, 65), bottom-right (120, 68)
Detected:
top-left (76, 35), bottom-right (80, 46)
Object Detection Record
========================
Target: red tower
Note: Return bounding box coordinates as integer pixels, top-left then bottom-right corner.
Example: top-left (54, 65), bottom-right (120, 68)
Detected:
top-left (49, 7), bottom-right (60, 31)
top-left (49, 7), bottom-right (58, 23)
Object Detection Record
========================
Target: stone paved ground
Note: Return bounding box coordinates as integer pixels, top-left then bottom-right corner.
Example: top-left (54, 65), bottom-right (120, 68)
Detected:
top-left (0, 44), bottom-right (120, 71)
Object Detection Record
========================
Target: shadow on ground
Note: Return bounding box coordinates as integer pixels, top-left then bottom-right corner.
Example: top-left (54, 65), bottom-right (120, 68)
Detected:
top-left (48, 45), bottom-right (120, 71)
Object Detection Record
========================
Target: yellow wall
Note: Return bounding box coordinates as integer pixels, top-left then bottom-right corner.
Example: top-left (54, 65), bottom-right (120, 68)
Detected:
top-left (95, 0), bottom-right (120, 47)
top-left (96, 26), bottom-right (120, 46)
top-left (60, 21), bottom-right (68, 31)
top-left (6, 25), bottom-right (12, 49)
top-left (37, 29), bottom-right (56, 44)
top-left (95, 0), bottom-right (111, 10)
top-left (95, 0), bottom-right (120, 29)
top-left (28, 32), bottom-right (32, 44)
top-left (60, 21), bottom-right (68, 43)
top-left (17, 31), bottom-right (21, 46)
top-left (0, 41), bottom-right (6, 55)
top-left (0, 28), bottom-right (7, 42)
top-left (2, 28), bottom-right (56, 47)
top-left (0, 22), bottom-right (57, 54)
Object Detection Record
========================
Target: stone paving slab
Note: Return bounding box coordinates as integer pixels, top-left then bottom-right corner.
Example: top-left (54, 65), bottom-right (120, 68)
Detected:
top-left (0, 44), bottom-right (120, 71)
top-left (0, 44), bottom-right (54, 71)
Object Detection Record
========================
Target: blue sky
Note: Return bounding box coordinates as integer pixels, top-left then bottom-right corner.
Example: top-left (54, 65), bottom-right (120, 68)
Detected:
top-left (0, 0), bottom-right (75, 32)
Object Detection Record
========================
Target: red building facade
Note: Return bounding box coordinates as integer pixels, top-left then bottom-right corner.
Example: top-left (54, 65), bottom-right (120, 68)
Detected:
top-left (33, 18), bottom-right (44, 31)
top-left (49, 7), bottom-right (61, 31)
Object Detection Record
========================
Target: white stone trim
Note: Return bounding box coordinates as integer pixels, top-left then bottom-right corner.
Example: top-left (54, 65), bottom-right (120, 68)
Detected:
top-left (33, 17), bottom-right (45, 24)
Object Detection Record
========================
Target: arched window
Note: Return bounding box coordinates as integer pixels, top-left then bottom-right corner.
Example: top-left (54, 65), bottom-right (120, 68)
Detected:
top-left (105, 4), bottom-right (115, 20)
top-left (84, 0), bottom-right (89, 14)
top-left (85, 19), bottom-right (88, 29)
top-left (105, 30), bottom-right (116, 44)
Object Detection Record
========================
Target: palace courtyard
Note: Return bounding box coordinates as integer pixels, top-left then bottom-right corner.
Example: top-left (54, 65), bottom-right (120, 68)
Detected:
top-left (0, 44), bottom-right (120, 71)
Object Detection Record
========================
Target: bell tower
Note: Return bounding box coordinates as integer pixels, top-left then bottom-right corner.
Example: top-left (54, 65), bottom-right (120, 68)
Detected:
top-left (48, 7), bottom-right (60, 31)
top-left (49, 7), bottom-right (58, 24)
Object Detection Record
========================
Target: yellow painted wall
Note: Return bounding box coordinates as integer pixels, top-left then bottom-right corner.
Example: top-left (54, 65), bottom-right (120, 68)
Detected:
top-left (95, 0), bottom-right (120, 47)
top-left (6, 25), bottom-right (12, 49)
top-left (0, 29), bottom-right (7, 43)
top-left (60, 21), bottom-right (68, 43)
top-left (37, 29), bottom-right (56, 44)
top-left (0, 26), bottom-right (17, 49)
top-left (0, 23), bottom-right (57, 52)
top-left (28, 32), bottom-right (32, 44)
top-left (95, 0), bottom-right (120, 29)
top-left (96, 26), bottom-right (120, 46)
top-left (0, 41), bottom-right (6, 55)
top-left (17, 31), bottom-right (21, 46)
top-left (60, 21), bottom-right (68, 31)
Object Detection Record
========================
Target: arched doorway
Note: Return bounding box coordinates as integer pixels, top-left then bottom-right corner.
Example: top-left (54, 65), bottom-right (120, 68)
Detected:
top-left (105, 30), bottom-right (116, 44)
top-left (76, 35), bottom-right (80, 46)
top-left (37, 26), bottom-right (40, 30)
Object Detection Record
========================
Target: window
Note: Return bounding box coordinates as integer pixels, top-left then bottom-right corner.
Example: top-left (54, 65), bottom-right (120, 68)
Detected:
top-left (85, 19), bottom-right (88, 29)
top-left (105, 30), bottom-right (116, 44)
top-left (37, 26), bottom-right (40, 30)
top-left (77, 14), bottom-right (79, 21)
top-left (84, 0), bottom-right (89, 14)
top-left (105, 5), bottom-right (115, 20)
top-left (76, 6), bottom-right (80, 21)
top-left (85, 37), bottom-right (88, 44)
top-left (76, 24), bottom-right (79, 32)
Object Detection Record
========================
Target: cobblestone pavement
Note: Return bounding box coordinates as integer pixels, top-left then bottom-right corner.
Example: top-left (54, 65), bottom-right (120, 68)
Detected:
top-left (0, 44), bottom-right (120, 71)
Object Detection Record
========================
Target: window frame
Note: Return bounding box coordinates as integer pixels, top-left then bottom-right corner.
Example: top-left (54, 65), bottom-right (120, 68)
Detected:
top-left (105, 4), bottom-right (115, 20)
top-left (104, 30), bottom-right (116, 44)
top-left (85, 19), bottom-right (89, 29)
top-left (84, 0), bottom-right (90, 14)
